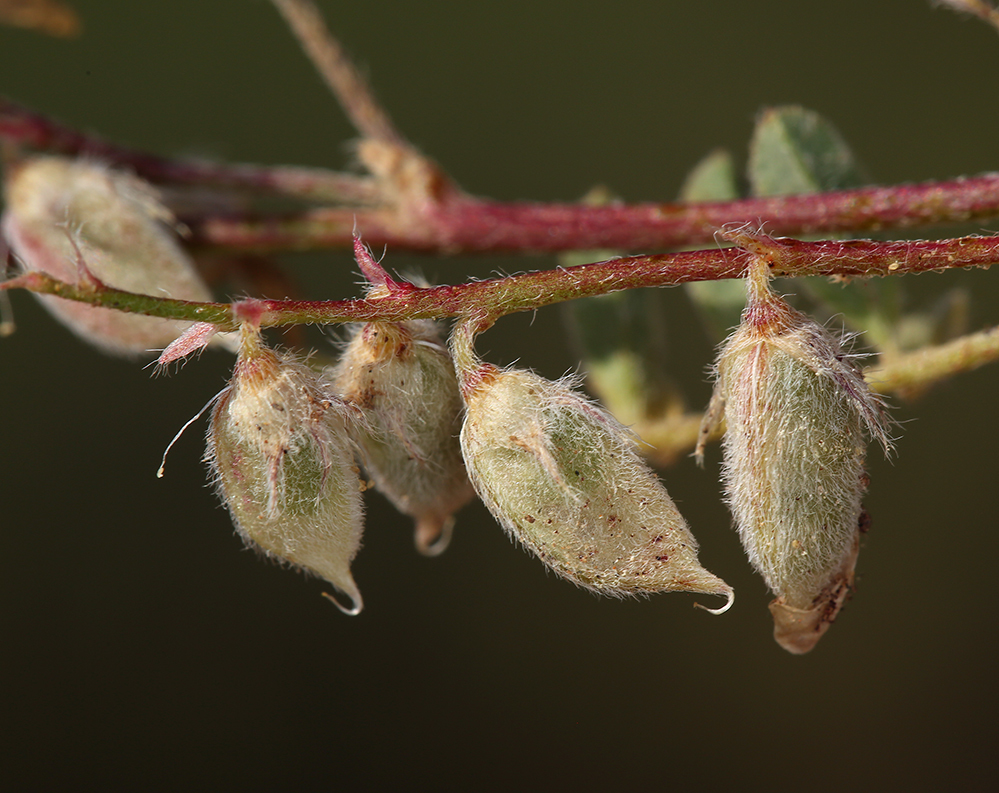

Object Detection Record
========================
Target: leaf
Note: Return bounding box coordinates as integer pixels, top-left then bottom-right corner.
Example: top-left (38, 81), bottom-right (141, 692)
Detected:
top-left (747, 105), bottom-right (867, 196)
top-left (679, 148), bottom-right (740, 202)
top-left (559, 188), bottom-right (682, 423)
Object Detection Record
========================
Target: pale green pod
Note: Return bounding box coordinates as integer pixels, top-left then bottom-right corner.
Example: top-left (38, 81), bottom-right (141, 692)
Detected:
top-left (207, 328), bottom-right (365, 613)
top-left (331, 319), bottom-right (474, 555)
top-left (1, 155), bottom-right (214, 356)
top-left (459, 360), bottom-right (733, 610)
top-left (698, 258), bottom-right (890, 653)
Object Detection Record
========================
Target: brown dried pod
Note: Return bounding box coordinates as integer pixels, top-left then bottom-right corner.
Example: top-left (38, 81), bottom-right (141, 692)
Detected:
top-left (697, 255), bottom-right (892, 653)
top-left (454, 325), bottom-right (733, 610)
top-left (1, 156), bottom-right (214, 356)
top-left (207, 325), bottom-right (366, 613)
top-left (331, 318), bottom-right (474, 555)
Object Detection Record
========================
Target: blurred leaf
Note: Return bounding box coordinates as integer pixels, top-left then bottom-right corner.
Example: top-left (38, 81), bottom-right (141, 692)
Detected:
top-left (562, 288), bottom-right (682, 425)
top-left (679, 148), bottom-right (739, 202)
top-left (747, 105), bottom-right (866, 196)
top-left (559, 187), bottom-right (682, 423)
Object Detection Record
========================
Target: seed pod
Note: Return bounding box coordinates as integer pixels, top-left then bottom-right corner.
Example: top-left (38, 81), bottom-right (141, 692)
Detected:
top-left (207, 325), bottom-right (365, 613)
top-left (1, 155), bottom-right (214, 356)
top-left (454, 328), bottom-right (733, 610)
top-left (697, 256), bottom-right (891, 653)
top-left (331, 318), bottom-right (474, 555)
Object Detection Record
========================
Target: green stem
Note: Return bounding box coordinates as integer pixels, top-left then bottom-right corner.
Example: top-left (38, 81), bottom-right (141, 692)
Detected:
top-left (865, 325), bottom-right (999, 397)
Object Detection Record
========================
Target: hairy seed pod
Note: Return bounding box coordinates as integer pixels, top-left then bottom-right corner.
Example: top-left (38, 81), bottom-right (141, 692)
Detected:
top-left (331, 318), bottom-right (474, 555)
top-left (454, 331), bottom-right (733, 610)
top-left (697, 256), bottom-right (891, 653)
top-left (1, 155), bottom-right (214, 356)
top-left (207, 326), bottom-right (366, 613)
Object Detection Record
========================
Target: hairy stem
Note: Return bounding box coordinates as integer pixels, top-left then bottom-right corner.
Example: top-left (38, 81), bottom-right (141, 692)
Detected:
top-left (4, 233), bottom-right (997, 330)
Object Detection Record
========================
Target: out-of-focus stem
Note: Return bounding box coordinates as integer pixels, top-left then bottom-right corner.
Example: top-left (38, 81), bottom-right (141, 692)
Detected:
top-left (180, 175), bottom-right (999, 254)
top-left (864, 325), bottom-right (999, 398)
top-left (6, 98), bottom-right (999, 254)
top-left (269, 0), bottom-right (403, 145)
top-left (0, 99), bottom-right (383, 204)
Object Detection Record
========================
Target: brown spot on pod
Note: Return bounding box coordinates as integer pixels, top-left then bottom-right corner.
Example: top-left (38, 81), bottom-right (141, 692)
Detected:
top-left (1, 156), bottom-right (216, 357)
top-left (330, 318), bottom-right (474, 556)
top-left (456, 349), bottom-right (733, 611)
top-left (697, 255), bottom-right (892, 653)
top-left (206, 326), bottom-right (366, 613)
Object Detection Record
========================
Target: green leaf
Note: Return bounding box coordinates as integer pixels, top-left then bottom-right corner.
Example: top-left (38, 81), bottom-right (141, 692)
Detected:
top-left (679, 148), bottom-right (739, 202)
top-left (562, 288), bottom-right (682, 425)
top-left (747, 105), bottom-right (867, 196)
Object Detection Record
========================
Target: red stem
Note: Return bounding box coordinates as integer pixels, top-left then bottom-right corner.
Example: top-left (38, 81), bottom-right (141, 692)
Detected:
top-left (5, 98), bottom-right (999, 256)
top-left (185, 176), bottom-right (999, 254)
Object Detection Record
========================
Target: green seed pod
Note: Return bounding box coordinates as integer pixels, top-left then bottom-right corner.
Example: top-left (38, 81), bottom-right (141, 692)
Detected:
top-left (207, 326), bottom-right (366, 613)
top-left (454, 328), bottom-right (733, 610)
top-left (331, 318), bottom-right (474, 555)
top-left (697, 256), bottom-right (891, 653)
top-left (1, 155), bottom-right (214, 356)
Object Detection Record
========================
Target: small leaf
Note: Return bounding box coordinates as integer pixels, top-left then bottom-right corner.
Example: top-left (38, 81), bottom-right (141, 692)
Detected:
top-left (679, 148), bottom-right (739, 202)
top-left (747, 105), bottom-right (867, 196)
top-left (563, 289), bottom-right (682, 425)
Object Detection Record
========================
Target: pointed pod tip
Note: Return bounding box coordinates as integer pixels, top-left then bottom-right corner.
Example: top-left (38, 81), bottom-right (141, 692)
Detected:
top-left (322, 589), bottom-right (364, 616)
top-left (693, 585), bottom-right (735, 615)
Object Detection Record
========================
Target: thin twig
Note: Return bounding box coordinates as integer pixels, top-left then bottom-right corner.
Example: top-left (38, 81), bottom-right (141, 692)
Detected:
top-left (6, 95), bottom-right (999, 254)
top-left (865, 324), bottom-right (999, 397)
top-left (0, 98), bottom-right (383, 204)
top-left (269, 0), bottom-right (403, 145)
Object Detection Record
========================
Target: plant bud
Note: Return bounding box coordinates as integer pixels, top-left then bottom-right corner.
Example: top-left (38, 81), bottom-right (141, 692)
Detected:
top-left (697, 256), bottom-right (891, 653)
top-left (455, 336), bottom-right (733, 610)
top-left (1, 155), bottom-right (214, 356)
top-left (331, 318), bottom-right (474, 555)
top-left (207, 325), bottom-right (365, 613)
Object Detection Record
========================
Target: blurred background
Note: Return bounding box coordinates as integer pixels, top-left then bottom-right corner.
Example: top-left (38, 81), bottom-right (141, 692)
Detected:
top-left (1, 1), bottom-right (997, 789)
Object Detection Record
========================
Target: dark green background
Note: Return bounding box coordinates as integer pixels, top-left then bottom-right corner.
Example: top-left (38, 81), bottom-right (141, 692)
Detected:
top-left (2, 1), bottom-right (997, 789)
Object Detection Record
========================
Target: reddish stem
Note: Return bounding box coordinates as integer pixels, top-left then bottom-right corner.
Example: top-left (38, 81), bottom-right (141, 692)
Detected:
top-left (5, 98), bottom-right (999, 256)
top-left (184, 176), bottom-right (999, 254)
top-left (0, 98), bottom-right (381, 204)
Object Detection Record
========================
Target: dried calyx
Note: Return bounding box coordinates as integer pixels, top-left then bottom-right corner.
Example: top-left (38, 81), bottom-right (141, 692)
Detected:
top-left (207, 322), bottom-right (366, 613)
top-left (698, 252), bottom-right (892, 653)
top-left (452, 321), bottom-right (733, 611)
